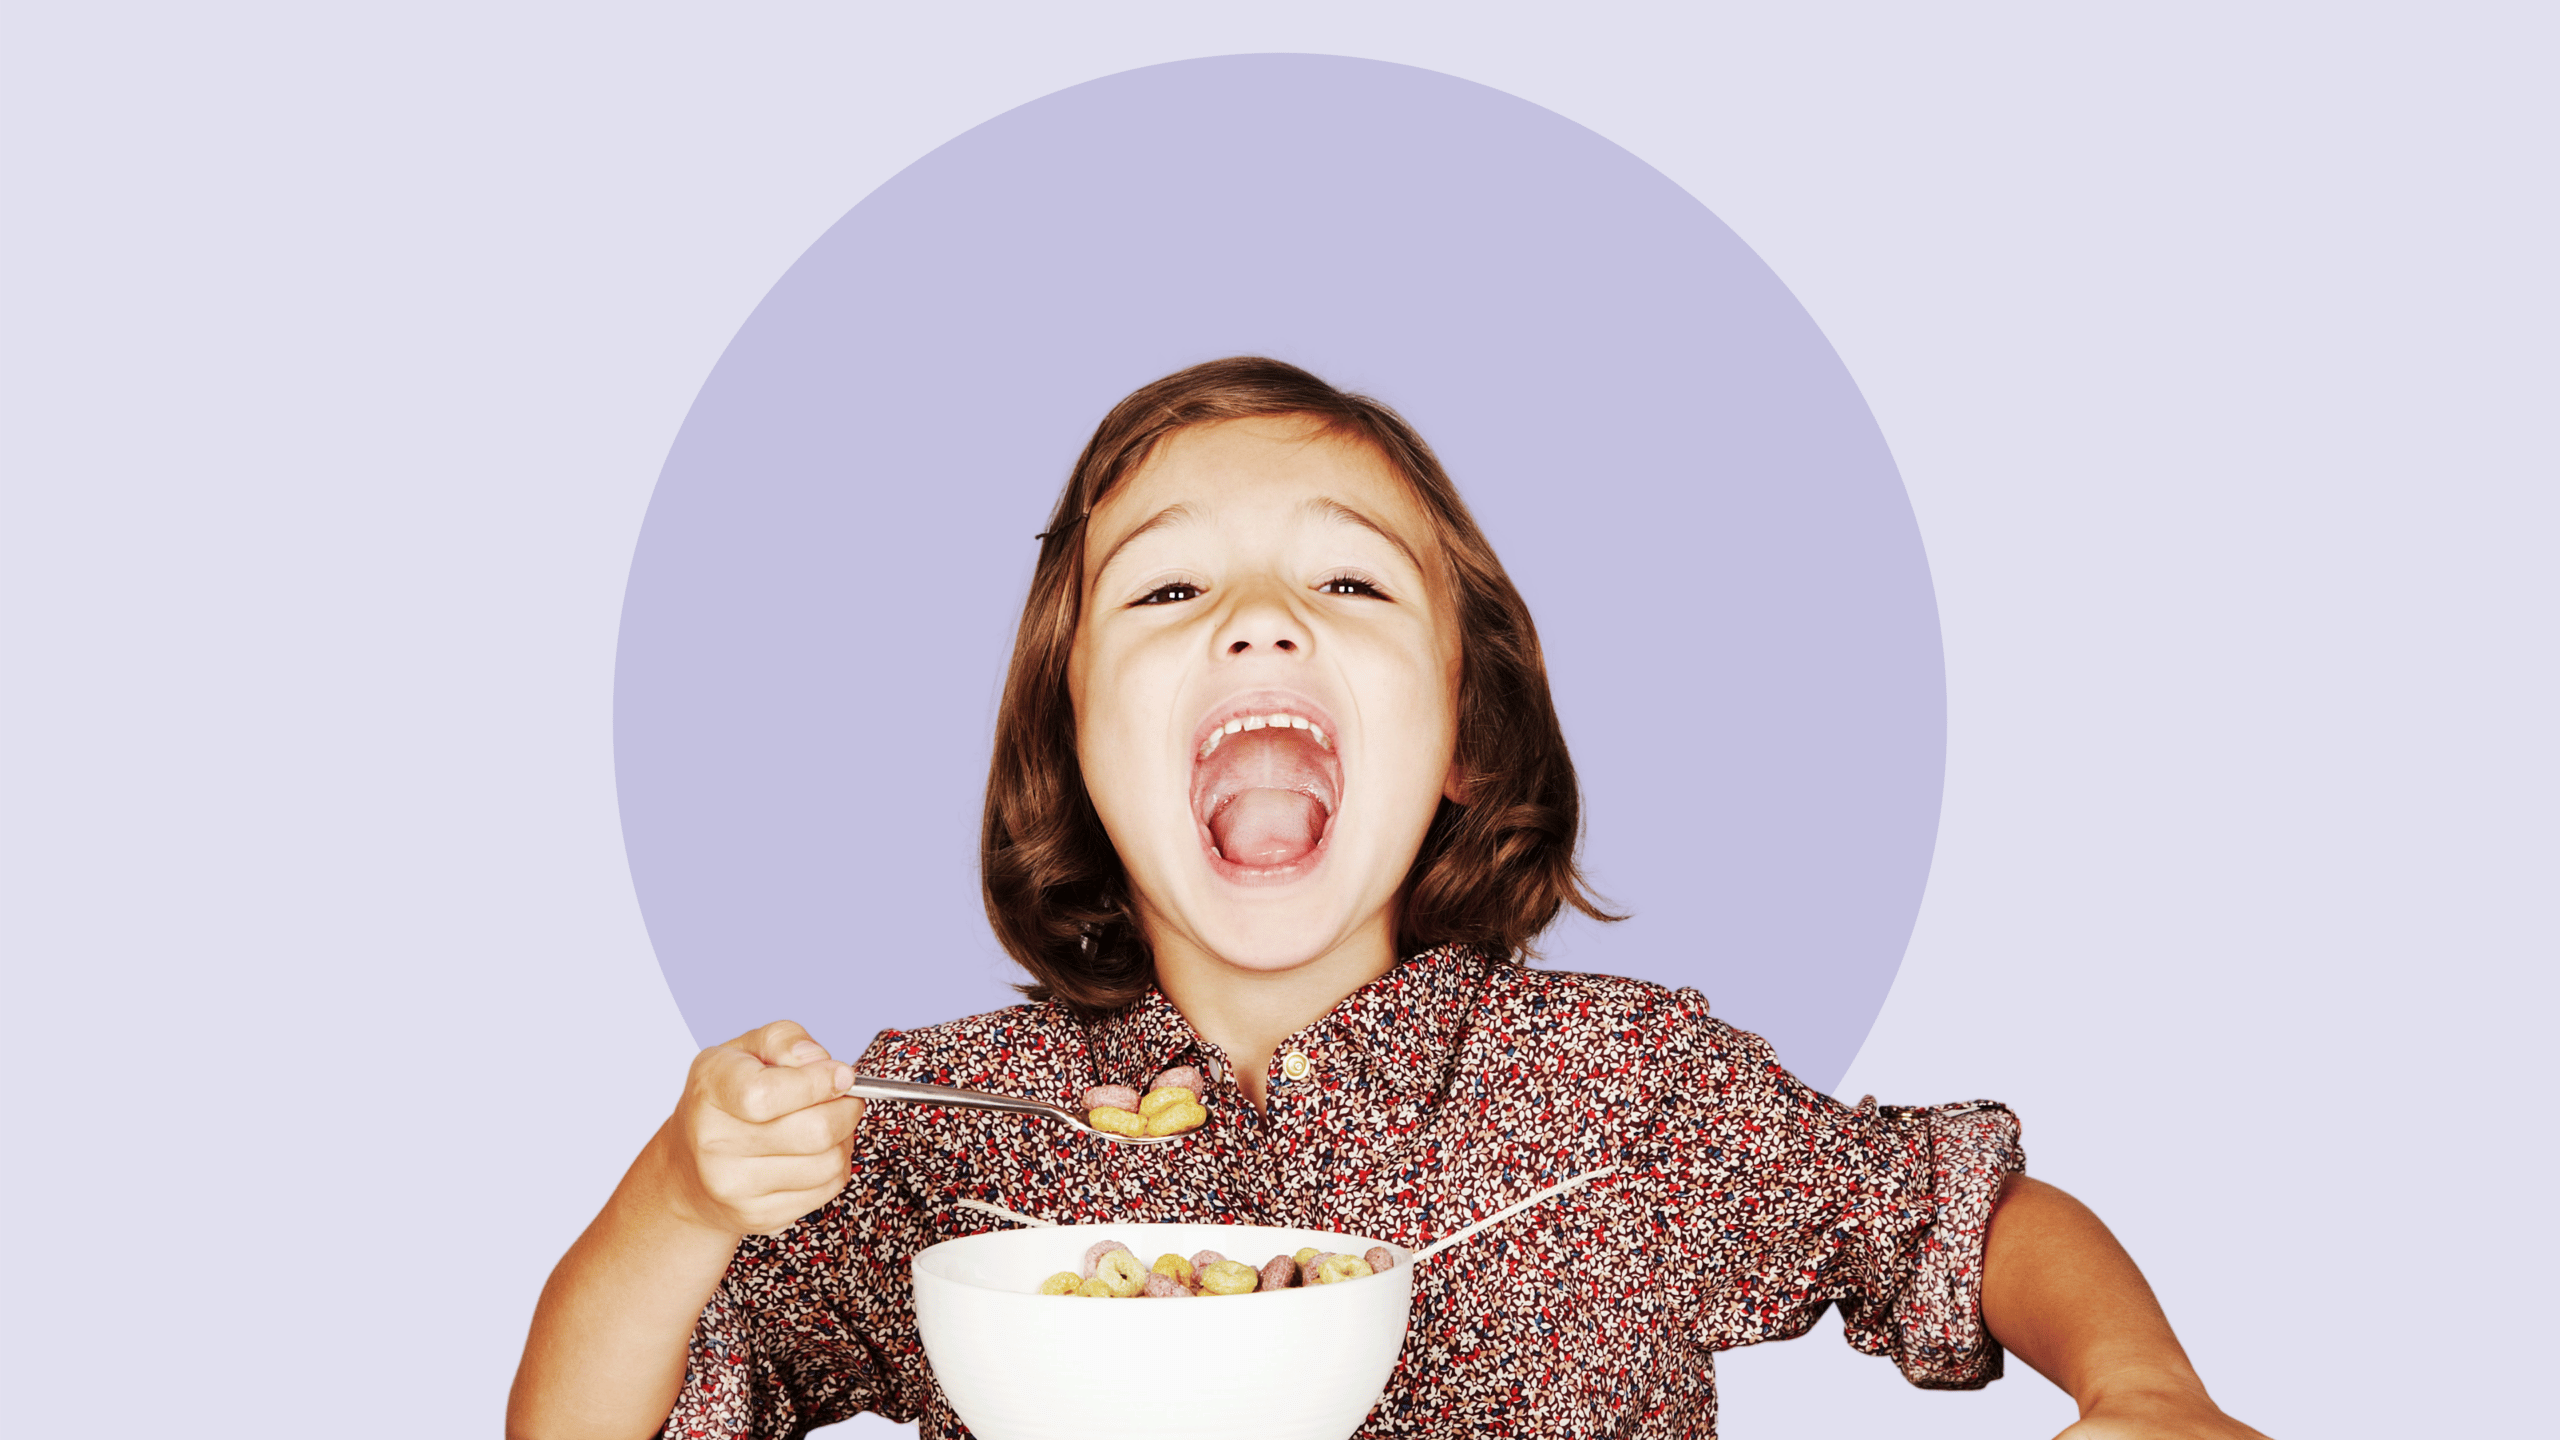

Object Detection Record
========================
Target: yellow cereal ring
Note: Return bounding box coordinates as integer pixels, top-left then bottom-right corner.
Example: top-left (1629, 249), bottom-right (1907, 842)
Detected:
top-left (1313, 1253), bottom-right (1375, 1285)
top-left (1137, 1086), bottom-right (1197, 1118)
top-left (1038, 1271), bottom-right (1084, 1296)
top-left (1141, 1100), bottom-right (1208, 1137)
top-left (1074, 1276), bottom-right (1116, 1297)
top-left (1198, 1259), bottom-right (1261, 1296)
top-left (1095, 1248), bottom-right (1150, 1297)
top-left (1151, 1253), bottom-right (1196, 1287)
top-left (1086, 1105), bottom-right (1145, 1137)
top-left (1292, 1247), bottom-right (1321, 1267)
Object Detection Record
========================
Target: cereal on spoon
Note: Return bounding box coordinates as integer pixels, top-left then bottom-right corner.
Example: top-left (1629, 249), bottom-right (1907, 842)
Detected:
top-left (1080, 1066), bottom-right (1210, 1138)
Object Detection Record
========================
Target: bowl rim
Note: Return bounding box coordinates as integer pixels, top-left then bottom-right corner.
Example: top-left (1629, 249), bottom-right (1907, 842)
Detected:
top-left (913, 1221), bottom-right (1416, 1300)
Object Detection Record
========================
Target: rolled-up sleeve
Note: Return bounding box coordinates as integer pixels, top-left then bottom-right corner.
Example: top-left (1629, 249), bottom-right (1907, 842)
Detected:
top-left (1641, 989), bottom-right (2025, 1389)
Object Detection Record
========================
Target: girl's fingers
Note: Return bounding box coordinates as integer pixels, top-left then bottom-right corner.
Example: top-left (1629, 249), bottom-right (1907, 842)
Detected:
top-left (808, 1094), bottom-right (866, 1149)
top-left (733, 1019), bottom-right (830, 1068)
top-left (707, 1096), bottom-right (865, 1159)
top-left (704, 1153), bottom-right (855, 1219)
top-left (701, 1044), bottom-right (855, 1124)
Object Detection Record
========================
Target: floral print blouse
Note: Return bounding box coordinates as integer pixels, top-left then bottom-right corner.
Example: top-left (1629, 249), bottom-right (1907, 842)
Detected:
top-left (658, 945), bottom-right (2025, 1438)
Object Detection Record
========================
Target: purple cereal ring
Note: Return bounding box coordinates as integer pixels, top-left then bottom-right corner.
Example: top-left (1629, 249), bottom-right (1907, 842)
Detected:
top-left (1151, 1065), bottom-right (1206, 1095)
top-left (1081, 1239), bottom-right (1132, 1279)
top-left (1080, 1084), bottom-right (1141, 1113)
top-left (1257, 1254), bottom-right (1298, 1291)
top-left (1141, 1271), bottom-right (1194, 1298)
top-left (1364, 1246), bottom-right (1396, 1273)
top-left (1298, 1252), bottom-right (1336, 1286)
top-left (1189, 1249), bottom-right (1227, 1274)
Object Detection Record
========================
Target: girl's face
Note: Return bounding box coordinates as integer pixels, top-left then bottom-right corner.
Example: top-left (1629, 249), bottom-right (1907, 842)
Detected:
top-left (1068, 416), bottom-right (1464, 976)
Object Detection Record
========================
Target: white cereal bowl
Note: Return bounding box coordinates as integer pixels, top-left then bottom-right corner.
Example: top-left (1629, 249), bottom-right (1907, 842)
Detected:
top-left (911, 1223), bottom-right (1414, 1440)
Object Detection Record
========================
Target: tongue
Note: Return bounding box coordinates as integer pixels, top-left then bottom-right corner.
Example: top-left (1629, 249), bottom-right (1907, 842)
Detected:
top-left (1209, 789), bottom-right (1327, 867)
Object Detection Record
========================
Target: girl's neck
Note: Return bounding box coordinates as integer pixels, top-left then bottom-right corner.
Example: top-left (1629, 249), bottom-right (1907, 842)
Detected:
top-left (1147, 916), bottom-right (1397, 1109)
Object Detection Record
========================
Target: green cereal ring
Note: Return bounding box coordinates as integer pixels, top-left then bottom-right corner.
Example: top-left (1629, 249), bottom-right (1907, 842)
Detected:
top-left (1142, 1100), bottom-right (1208, 1137)
top-left (1137, 1086), bottom-right (1197, 1119)
top-left (1094, 1249), bottom-right (1150, 1298)
top-left (1082, 1239), bottom-right (1133, 1278)
top-left (1313, 1253), bottom-right (1375, 1285)
top-left (1198, 1260), bottom-right (1261, 1295)
top-left (1087, 1105), bottom-right (1145, 1137)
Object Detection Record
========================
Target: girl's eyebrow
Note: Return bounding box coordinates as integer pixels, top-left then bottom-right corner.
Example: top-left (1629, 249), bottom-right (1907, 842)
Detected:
top-left (1090, 496), bottom-right (1422, 583)
top-left (1305, 496), bottom-right (1425, 573)
top-left (1090, 502), bottom-right (1195, 581)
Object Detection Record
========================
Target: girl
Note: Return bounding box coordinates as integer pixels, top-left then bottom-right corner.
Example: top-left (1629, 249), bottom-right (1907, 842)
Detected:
top-left (509, 359), bottom-right (2268, 1439)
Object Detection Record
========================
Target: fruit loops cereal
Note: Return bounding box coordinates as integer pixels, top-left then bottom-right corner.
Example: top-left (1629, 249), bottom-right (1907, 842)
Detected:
top-left (1080, 1066), bottom-right (1210, 1139)
top-left (1035, 1237), bottom-right (1395, 1298)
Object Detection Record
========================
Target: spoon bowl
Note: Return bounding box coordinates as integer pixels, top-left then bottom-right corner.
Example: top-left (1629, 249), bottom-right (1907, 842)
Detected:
top-left (847, 1076), bottom-right (1187, 1146)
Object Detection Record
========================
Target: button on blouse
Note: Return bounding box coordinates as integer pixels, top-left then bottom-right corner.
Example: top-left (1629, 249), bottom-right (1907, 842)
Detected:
top-left (658, 946), bottom-right (2025, 1438)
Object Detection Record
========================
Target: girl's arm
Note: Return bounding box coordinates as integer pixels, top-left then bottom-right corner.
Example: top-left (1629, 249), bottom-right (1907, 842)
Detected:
top-left (506, 1022), bottom-right (866, 1440)
top-left (1982, 1175), bottom-right (2271, 1440)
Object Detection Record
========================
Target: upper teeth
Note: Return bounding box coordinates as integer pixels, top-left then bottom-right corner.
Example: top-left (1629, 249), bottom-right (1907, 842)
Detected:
top-left (1199, 712), bottom-right (1327, 759)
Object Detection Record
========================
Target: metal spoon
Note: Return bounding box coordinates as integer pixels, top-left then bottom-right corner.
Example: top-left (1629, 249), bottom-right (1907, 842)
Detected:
top-left (847, 1076), bottom-right (1187, 1146)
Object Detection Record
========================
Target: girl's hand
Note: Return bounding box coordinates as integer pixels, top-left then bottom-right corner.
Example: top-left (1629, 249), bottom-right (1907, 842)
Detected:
top-left (647, 1020), bottom-right (866, 1238)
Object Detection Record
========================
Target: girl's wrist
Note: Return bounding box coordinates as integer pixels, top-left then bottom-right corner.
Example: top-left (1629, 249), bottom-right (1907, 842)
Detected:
top-left (626, 1119), bottom-right (753, 1248)
top-left (2075, 1365), bottom-right (2215, 1421)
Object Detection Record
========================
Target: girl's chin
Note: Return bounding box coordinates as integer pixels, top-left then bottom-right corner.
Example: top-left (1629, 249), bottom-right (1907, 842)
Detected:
top-left (1164, 880), bottom-right (1381, 975)
top-left (1196, 943), bottom-right (1342, 976)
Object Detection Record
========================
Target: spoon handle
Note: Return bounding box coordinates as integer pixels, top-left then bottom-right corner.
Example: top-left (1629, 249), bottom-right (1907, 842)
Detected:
top-left (848, 1075), bottom-right (1074, 1123)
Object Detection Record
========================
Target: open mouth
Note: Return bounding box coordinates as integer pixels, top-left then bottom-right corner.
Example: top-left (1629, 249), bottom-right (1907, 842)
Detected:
top-left (1188, 700), bottom-right (1342, 880)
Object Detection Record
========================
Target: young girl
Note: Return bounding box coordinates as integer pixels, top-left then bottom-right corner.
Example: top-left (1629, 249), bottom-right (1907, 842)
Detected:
top-left (510, 359), bottom-right (2268, 1439)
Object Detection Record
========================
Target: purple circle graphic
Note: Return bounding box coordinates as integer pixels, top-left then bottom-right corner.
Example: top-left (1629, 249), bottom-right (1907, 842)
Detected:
top-left (615, 55), bottom-right (1941, 1092)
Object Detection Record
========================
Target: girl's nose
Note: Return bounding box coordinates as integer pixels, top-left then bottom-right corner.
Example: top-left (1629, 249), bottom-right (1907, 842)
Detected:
top-left (1213, 582), bottom-right (1308, 657)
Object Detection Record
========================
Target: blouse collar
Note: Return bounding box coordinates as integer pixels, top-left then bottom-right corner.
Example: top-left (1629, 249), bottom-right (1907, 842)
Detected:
top-left (1082, 944), bottom-right (1492, 1100)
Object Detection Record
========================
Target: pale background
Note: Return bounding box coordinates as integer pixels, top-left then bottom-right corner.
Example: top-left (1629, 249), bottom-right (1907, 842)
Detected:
top-left (3, 4), bottom-right (2550, 1437)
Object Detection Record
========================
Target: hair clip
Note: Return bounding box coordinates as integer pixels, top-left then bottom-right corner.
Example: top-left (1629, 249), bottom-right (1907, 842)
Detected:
top-left (1035, 511), bottom-right (1091, 543)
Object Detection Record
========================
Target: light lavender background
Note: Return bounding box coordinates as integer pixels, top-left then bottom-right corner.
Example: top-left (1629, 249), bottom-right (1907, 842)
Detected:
top-left (617, 54), bottom-right (1942, 1095)
top-left (3, 6), bottom-right (2551, 1439)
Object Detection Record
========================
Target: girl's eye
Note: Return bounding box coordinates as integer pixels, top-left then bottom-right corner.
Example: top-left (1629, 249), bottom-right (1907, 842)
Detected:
top-left (1134, 582), bottom-right (1204, 606)
top-left (1318, 574), bottom-right (1387, 598)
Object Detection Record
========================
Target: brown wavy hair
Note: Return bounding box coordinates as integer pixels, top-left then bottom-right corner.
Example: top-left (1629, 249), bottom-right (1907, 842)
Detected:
top-left (981, 357), bottom-right (1619, 1015)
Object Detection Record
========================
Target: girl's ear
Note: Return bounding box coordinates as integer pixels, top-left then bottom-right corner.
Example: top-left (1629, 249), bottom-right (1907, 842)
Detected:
top-left (1442, 760), bottom-right (1470, 806)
